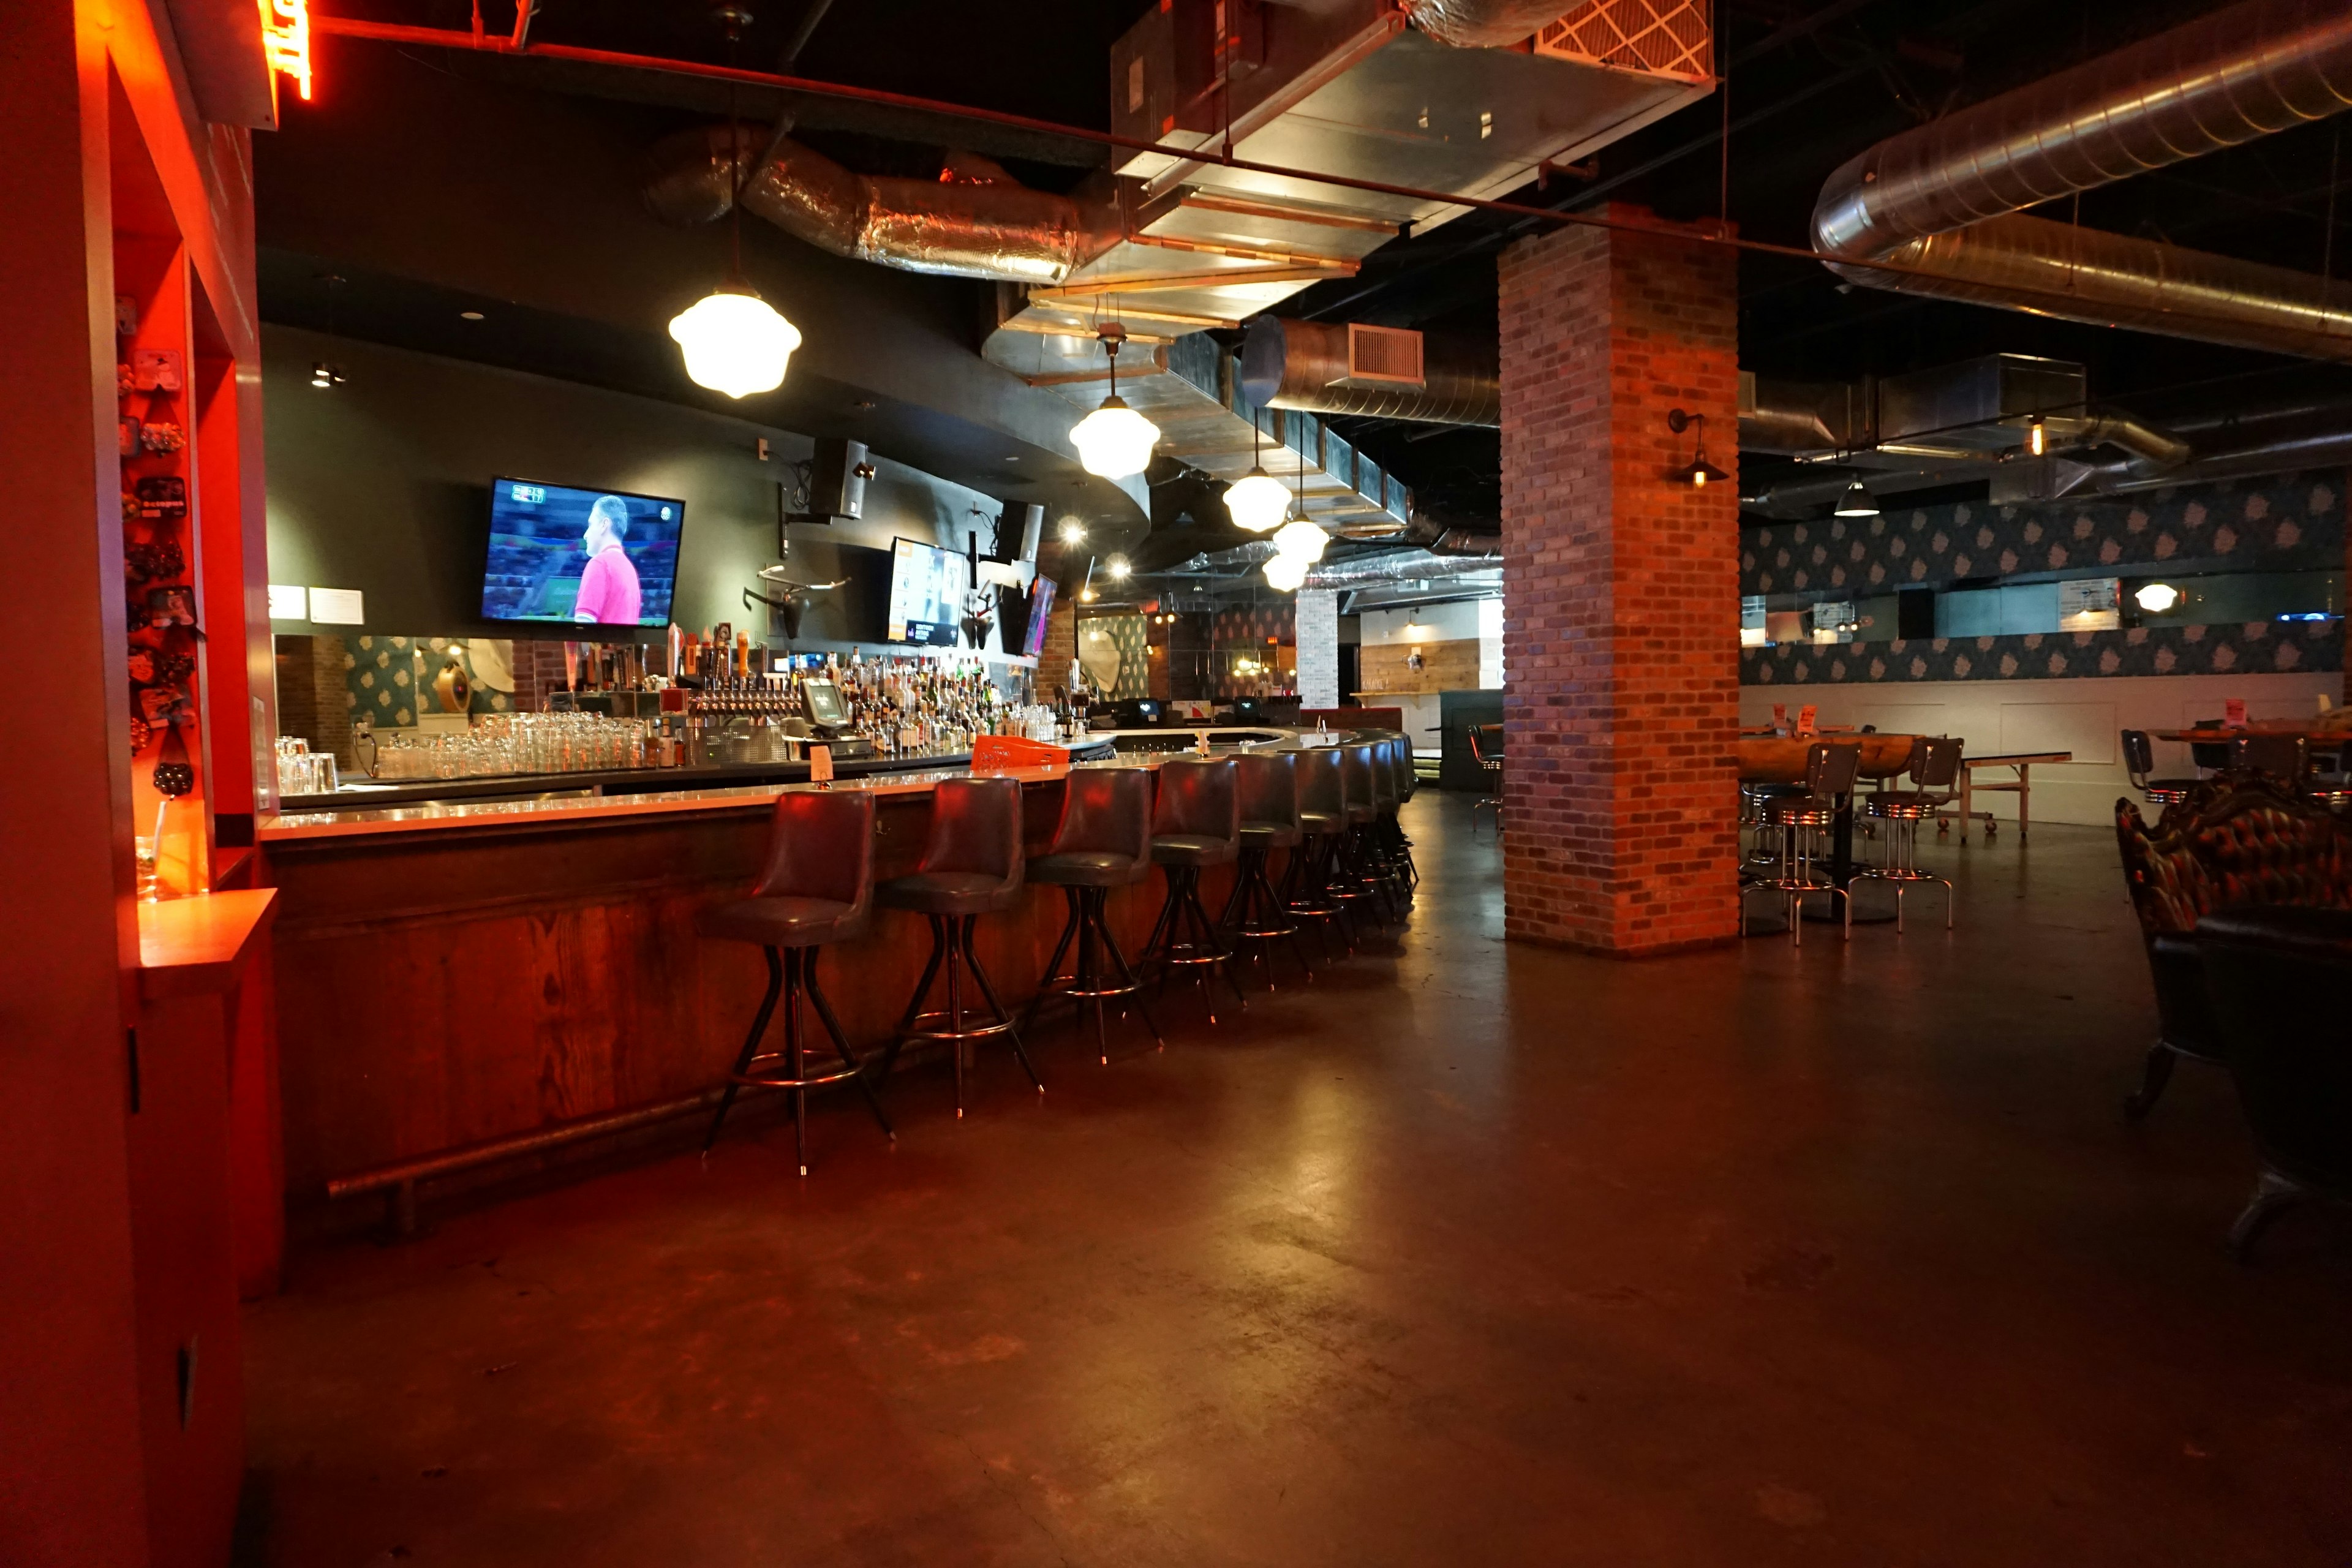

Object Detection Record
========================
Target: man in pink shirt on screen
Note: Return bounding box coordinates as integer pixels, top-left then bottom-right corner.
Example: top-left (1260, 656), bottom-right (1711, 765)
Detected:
top-left (571, 494), bottom-right (641, 625)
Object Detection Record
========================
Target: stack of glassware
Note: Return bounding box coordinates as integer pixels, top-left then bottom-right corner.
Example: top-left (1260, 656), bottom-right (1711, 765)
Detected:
top-left (274, 735), bottom-right (340, 797)
top-left (367, 713), bottom-right (655, 780)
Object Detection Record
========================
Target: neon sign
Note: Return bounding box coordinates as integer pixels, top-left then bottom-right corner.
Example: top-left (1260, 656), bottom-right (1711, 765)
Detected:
top-left (263, 0), bottom-right (313, 102)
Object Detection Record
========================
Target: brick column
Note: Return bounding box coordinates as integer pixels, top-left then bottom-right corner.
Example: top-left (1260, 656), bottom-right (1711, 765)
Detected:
top-left (1295, 589), bottom-right (1340, 709)
top-left (1499, 205), bottom-right (1741, 955)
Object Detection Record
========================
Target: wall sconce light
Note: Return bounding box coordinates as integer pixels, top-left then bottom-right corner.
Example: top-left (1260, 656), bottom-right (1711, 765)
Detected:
top-left (1665, 408), bottom-right (1730, 487)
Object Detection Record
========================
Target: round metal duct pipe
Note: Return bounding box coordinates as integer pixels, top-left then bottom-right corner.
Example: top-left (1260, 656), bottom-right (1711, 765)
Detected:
top-left (645, 125), bottom-right (1123, 285)
top-left (1239, 318), bottom-right (1500, 427)
top-left (1399, 0), bottom-right (1593, 49)
top-left (1812, 0), bottom-right (2352, 360)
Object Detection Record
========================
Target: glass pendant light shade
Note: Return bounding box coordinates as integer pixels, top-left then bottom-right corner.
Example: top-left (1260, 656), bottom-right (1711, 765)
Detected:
top-left (1272, 519), bottom-right (1329, 564)
top-left (1071, 394), bottom-right (1159, 480)
top-left (1224, 467), bottom-right (1291, 532)
top-left (1263, 552), bottom-right (1311, 592)
top-left (1833, 481), bottom-right (1879, 518)
top-left (669, 283), bottom-right (801, 399)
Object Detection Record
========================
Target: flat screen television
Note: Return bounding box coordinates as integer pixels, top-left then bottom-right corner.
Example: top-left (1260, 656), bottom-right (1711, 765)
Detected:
top-left (885, 537), bottom-right (968, 648)
top-left (480, 478), bottom-right (685, 627)
top-left (1020, 575), bottom-right (1057, 658)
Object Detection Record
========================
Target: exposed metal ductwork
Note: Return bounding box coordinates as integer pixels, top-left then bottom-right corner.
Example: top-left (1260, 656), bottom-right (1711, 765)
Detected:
top-left (1239, 317), bottom-right (1500, 426)
top-left (644, 126), bottom-right (1124, 284)
top-left (1303, 551), bottom-right (1503, 590)
top-left (1400, 0), bottom-right (1588, 50)
top-left (2019, 401), bottom-right (2352, 500)
top-left (1812, 0), bottom-right (2352, 361)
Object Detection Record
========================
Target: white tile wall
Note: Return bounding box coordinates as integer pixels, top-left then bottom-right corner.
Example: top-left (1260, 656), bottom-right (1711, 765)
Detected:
top-left (1296, 589), bottom-right (1339, 710)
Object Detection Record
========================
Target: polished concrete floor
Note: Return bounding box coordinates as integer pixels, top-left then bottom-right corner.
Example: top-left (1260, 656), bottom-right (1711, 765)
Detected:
top-left (239, 796), bottom-right (2352, 1566)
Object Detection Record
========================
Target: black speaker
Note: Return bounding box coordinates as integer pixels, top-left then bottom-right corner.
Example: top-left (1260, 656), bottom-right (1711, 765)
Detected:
top-left (1896, 588), bottom-right (1937, 639)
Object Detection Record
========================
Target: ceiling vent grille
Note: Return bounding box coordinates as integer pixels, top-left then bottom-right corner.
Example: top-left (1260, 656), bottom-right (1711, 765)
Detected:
top-left (1534, 0), bottom-right (1714, 85)
top-left (1341, 323), bottom-right (1426, 388)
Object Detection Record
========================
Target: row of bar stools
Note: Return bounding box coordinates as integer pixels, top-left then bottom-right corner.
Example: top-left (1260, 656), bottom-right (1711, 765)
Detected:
top-left (696, 790), bottom-right (898, 1176)
top-left (1025, 766), bottom-right (1164, 1064)
top-left (1143, 757), bottom-right (1249, 1022)
top-left (1223, 751), bottom-right (1314, 989)
top-left (873, 775), bottom-right (1045, 1117)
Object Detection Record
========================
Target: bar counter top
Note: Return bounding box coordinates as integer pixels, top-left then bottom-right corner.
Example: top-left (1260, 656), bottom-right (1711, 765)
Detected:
top-left (258, 763), bottom-right (1077, 843)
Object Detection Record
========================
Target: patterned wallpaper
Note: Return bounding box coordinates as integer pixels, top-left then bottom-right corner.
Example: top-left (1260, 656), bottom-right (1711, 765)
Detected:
top-left (1741, 618), bottom-right (2342, 686)
top-left (344, 635), bottom-right (517, 727)
top-left (1741, 469), bottom-right (2344, 601)
top-left (1077, 614), bottom-right (1151, 701)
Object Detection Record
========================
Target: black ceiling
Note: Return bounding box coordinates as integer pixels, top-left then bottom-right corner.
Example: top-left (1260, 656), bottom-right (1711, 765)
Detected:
top-left (288, 0), bottom-right (2352, 524)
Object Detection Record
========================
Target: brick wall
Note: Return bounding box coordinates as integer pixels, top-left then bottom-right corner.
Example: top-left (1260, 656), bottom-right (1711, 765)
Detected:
top-left (1040, 598), bottom-right (1077, 699)
top-left (1499, 205), bottom-right (1741, 955)
top-left (271, 634), bottom-right (355, 767)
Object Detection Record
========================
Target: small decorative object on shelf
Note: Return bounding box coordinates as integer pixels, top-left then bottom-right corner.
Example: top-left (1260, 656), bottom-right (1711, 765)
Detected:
top-left (151, 723), bottom-right (194, 798)
top-left (138, 421), bottom-right (185, 454)
top-left (129, 714), bottom-right (152, 753)
top-left (136, 475), bottom-right (187, 522)
top-left (118, 415), bottom-right (141, 456)
top-left (131, 348), bottom-right (183, 392)
top-left (144, 584), bottom-right (197, 628)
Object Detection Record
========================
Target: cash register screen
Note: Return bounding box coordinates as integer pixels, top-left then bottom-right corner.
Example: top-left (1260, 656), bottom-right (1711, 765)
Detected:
top-left (801, 679), bottom-right (849, 729)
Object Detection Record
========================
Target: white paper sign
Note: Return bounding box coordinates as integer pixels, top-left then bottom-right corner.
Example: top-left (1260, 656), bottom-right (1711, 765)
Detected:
top-left (307, 587), bottom-right (366, 625)
top-left (267, 584), bottom-right (309, 620)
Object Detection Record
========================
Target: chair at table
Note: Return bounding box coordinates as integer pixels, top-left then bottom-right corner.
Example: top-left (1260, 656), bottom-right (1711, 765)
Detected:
top-left (1857, 736), bottom-right (1959, 932)
top-left (1468, 723), bottom-right (1503, 834)
top-left (697, 789), bottom-right (896, 1177)
top-left (1740, 741), bottom-right (1861, 947)
top-left (2235, 731), bottom-right (2308, 786)
top-left (2122, 729), bottom-right (2201, 812)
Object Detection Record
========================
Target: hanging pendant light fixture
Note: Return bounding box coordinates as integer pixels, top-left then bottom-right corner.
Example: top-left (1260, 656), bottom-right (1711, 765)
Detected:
top-left (1263, 552), bottom-right (1311, 592)
top-left (1273, 519), bottom-right (1329, 564)
top-left (670, 9), bottom-right (801, 401)
top-left (1834, 481), bottom-right (1880, 518)
top-left (1069, 322), bottom-right (1160, 480)
top-left (1224, 406), bottom-right (1290, 532)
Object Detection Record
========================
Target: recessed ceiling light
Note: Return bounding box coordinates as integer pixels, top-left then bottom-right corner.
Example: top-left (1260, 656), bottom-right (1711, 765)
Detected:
top-left (459, 311), bottom-right (484, 320)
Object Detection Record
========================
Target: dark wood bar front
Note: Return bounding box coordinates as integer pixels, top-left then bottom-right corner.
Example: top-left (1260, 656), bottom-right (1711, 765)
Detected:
top-left (257, 766), bottom-right (1231, 1216)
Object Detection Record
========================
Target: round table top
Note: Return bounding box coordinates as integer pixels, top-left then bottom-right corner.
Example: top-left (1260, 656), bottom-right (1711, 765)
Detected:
top-left (1737, 733), bottom-right (1918, 784)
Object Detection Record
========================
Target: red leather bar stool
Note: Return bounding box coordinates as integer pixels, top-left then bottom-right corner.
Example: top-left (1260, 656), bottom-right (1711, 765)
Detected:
top-left (1221, 750), bottom-right (1314, 988)
top-left (1370, 736), bottom-right (1413, 906)
top-left (875, 775), bottom-right (1042, 1118)
top-left (1143, 756), bottom-right (1248, 1020)
top-left (698, 788), bottom-right (895, 1177)
top-left (1381, 735), bottom-right (1420, 890)
top-left (1025, 766), bottom-right (1164, 1063)
top-left (1285, 744), bottom-right (1357, 959)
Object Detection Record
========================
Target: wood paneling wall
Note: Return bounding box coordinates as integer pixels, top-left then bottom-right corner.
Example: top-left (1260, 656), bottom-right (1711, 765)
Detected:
top-left (1360, 638), bottom-right (1481, 695)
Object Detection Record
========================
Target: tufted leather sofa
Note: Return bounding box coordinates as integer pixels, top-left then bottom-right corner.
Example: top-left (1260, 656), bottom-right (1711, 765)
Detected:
top-left (2114, 772), bottom-right (2352, 1120)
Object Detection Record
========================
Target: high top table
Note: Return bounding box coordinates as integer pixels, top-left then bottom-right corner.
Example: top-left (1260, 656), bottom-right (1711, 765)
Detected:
top-left (1738, 732), bottom-right (1920, 925)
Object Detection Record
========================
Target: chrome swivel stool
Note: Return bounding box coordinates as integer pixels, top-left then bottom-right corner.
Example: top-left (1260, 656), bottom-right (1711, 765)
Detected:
top-left (875, 775), bottom-right (1042, 1118)
top-left (2121, 728), bottom-right (2201, 812)
top-left (1468, 723), bottom-right (1504, 835)
top-left (1739, 741), bottom-right (1861, 947)
top-left (1858, 734), bottom-right (1959, 932)
top-left (1025, 766), bottom-right (1164, 1063)
top-left (698, 788), bottom-right (895, 1176)
top-left (1143, 756), bottom-right (1248, 1020)
top-left (1222, 750), bottom-right (1314, 988)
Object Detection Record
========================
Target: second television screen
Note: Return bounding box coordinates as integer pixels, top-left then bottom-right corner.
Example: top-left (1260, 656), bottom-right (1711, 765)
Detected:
top-left (886, 538), bottom-right (968, 648)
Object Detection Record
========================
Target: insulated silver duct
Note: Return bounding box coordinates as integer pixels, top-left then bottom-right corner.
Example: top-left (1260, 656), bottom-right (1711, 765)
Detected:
top-left (1812, 0), bottom-right (2352, 360)
top-left (1239, 318), bottom-right (1501, 427)
top-left (644, 126), bottom-right (1123, 285)
top-left (1303, 552), bottom-right (1503, 590)
top-left (1400, 0), bottom-right (1586, 50)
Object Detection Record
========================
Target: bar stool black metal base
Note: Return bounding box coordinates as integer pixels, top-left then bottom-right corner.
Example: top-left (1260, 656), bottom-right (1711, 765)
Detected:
top-left (878, 913), bottom-right (1042, 1118)
top-left (1144, 864), bottom-right (1248, 1021)
top-left (706, 944), bottom-right (894, 1177)
top-left (1221, 845), bottom-right (1313, 989)
top-left (1283, 834), bottom-right (1356, 960)
top-left (1023, 886), bottom-right (1163, 1064)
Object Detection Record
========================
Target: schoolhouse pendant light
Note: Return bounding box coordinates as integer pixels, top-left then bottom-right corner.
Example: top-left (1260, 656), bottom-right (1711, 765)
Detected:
top-left (672, 7), bottom-right (800, 401)
top-left (1273, 519), bottom-right (1330, 564)
top-left (1224, 407), bottom-right (1291, 532)
top-left (1069, 323), bottom-right (1160, 480)
top-left (1263, 551), bottom-right (1311, 592)
top-left (671, 281), bottom-right (801, 399)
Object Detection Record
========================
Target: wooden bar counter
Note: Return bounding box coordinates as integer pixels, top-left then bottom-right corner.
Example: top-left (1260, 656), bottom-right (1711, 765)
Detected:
top-left (255, 758), bottom-right (1248, 1216)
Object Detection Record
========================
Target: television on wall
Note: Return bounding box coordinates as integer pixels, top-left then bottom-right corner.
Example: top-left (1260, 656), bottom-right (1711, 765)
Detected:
top-left (480, 478), bottom-right (685, 627)
top-left (884, 537), bottom-right (968, 648)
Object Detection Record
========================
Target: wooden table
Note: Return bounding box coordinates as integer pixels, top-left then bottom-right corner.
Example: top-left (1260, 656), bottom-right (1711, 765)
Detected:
top-left (1948, 752), bottom-right (2071, 842)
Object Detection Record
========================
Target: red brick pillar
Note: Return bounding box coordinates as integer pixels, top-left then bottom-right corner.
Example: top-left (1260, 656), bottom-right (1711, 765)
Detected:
top-left (1499, 206), bottom-right (1741, 954)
